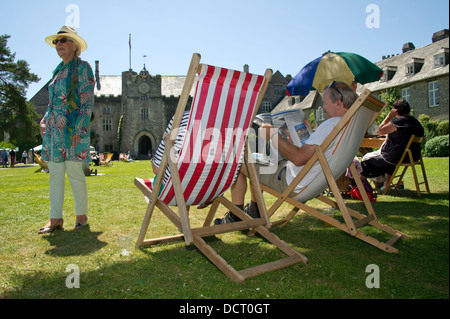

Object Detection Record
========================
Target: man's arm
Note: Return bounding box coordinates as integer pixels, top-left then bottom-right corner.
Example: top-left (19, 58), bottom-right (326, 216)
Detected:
top-left (274, 136), bottom-right (316, 166)
top-left (262, 123), bottom-right (316, 166)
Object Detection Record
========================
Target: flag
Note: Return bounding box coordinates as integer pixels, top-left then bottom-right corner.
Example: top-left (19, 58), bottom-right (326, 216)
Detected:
top-left (129, 34), bottom-right (132, 49)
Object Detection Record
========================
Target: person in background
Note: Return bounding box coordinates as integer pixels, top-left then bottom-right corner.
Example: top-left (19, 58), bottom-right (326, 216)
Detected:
top-left (9, 149), bottom-right (16, 168)
top-left (360, 99), bottom-right (424, 191)
top-left (91, 152), bottom-right (100, 166)
top-left (1, 149), bottom-right (7, 168)
top-left (22, 150), bottom-right (28, 164)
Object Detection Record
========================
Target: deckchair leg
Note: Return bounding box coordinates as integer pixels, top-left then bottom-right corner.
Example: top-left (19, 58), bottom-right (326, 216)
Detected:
top-left (349, 164), bottom-right (377, 218)
top-left (271, 207), bottom-right (300, 227)
top-left (203, 200), bottom-right (220, 227)
top-left (136, 197), bottom-right (157, 249)
top-left (410, 165), bottom-right (421, 196)
top-left (193, 236), bottom-right (246, 283)
top-left (383, 166), bottom-right (400, 195)
top-left (317, 147), bottom-right (357, 235)
top-left (193, 224), bottom-right (308, 283)
top-left (420, 160), bottom-right (431, 194)
top-left (244, 146), bottom-right (272, 227)
top-left (165, 136), bottom-right (193, 245)
top-left (205, 196), bottom-right (308, 282)
top-left (394, 166), bottom-right (408, 190)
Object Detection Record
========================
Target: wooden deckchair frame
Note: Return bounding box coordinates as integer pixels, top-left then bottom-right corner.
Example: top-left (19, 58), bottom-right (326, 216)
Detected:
top-left (135, 53), bottom-right (307, 282)
top-left (100, 152), bottom-right (113, 166)
top-left (260, 90), bottom-right (409, 253)
top-left (34, 154), bottom-right (49, 173)
top-left (381, 135), bottom-right (430, 196)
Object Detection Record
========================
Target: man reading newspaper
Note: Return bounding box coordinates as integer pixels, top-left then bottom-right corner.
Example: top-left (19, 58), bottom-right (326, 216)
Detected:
top-left (214, 81), bottom-right (358, 225)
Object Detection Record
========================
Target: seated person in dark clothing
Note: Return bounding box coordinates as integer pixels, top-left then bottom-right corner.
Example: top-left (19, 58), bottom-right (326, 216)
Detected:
top-left (361, 99), bottom-right (424, 191)
top-left (91, 152), bottom-right (100, 166)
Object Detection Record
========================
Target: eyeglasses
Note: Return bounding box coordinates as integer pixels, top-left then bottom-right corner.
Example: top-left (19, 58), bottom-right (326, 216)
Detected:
top-left (52, 37), bottom-right (72, 45)
top-left (327, 81), bottom-right (343, 101)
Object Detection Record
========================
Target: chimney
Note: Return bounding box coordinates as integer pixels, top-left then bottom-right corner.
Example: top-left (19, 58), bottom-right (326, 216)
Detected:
top-left (402, 42), bottom-right (415, 53)
top-left (95, 60), bottom-right (101, 90)
top-left (432, 29), bottom-right (450, 43)
top-left (243, 64), bottom-right (249, 73)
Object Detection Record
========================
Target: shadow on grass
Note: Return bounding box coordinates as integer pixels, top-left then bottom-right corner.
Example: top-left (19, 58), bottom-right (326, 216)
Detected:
top-left (42, 225), bottom-right (107, 257)
top-left (382, 188), bottom-right (449, 200)
top-left (2, 232), bottom-right (309, 299)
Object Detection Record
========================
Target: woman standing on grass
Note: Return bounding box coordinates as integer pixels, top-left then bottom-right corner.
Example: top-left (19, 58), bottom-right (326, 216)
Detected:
top-left (38, 25), bottom-right (94, 234)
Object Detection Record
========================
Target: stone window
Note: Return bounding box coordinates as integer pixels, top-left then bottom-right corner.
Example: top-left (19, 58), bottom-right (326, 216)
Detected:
top-left (406, 58), bottom-right (424, 76)
top-left (316, 106), bottom-right (325, 121)
top-left (103, 106), bottom-right (111, 114)
top-left (381, 66), bottom-right (397, 81)
top-left (402, 87), bottom-right (411, 105)
top-left (405, 63), bottom-right (415, 75)
top-left (274, 85), bottom-right (284, 95)
top-left (377, 93), bottom-right (385, 102)
top-left (434, 51), bottom-right (448, 68)
top-left (428, 81), bottom-right (439, 107)
top-left (262, 101), bottom-right (272, 112)
top-left (102, 119), bottom-right (112, 131)
top-left (141, 108), bottom-right (149, 119)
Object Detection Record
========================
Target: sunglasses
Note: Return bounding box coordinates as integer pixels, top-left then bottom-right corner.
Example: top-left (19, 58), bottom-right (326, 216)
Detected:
top-left (327, 81), bottom-right (344, 101)
top-left (52, 37), bottom-right (72, 45)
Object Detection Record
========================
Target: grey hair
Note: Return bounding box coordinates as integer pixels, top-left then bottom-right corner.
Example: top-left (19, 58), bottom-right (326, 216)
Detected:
top-left (326, 81), bottom-right (358, 109)
top-left (73, 43), bottom-right (81, 57)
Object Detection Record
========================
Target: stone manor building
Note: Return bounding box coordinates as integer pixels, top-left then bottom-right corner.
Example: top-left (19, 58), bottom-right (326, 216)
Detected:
top-left (30, 63), bottom-right (290, 159)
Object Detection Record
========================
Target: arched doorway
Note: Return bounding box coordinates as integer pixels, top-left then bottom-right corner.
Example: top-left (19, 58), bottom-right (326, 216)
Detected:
top-left (138, 135), bottom-right (152, 159)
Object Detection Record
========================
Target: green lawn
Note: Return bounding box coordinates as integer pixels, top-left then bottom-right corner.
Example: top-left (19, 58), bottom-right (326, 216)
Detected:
top-left (0, 158), bottom-right (448, 299)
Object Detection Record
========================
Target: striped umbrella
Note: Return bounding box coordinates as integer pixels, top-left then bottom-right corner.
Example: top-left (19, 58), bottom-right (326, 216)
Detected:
top-left (287, 52), bottom-right (383, 96)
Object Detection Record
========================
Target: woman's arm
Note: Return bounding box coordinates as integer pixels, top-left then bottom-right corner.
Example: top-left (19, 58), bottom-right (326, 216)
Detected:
top-left (73, 62), bottom-right (95, 143)
top-left (376, 109), bottom-right (398, 136)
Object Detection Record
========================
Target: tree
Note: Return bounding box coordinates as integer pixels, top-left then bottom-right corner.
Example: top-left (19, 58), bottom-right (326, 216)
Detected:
top-left (0, 34), bottom-right (40, 149)
top-left (376, 87), bottom-right (401, 125)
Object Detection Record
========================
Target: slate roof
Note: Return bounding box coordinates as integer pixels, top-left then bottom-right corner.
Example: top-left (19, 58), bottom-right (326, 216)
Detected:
top-left (362, 37), bottom-right (449, 93)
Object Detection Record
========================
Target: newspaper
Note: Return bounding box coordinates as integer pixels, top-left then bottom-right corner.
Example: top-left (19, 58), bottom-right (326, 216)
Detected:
top-left (252, 109), bottom-right (312, 165)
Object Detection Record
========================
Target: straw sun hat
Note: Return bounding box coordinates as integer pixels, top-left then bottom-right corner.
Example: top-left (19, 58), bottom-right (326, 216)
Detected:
top-left (45, 25), bottom-right (87, 52)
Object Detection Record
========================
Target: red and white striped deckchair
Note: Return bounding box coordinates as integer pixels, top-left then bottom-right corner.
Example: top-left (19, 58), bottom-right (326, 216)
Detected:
top-left (134, 53), bottom-right (307, 282)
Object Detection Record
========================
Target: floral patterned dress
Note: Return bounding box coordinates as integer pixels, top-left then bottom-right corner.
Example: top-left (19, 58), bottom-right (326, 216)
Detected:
top-left (40, 58), bottom-right (94, 163)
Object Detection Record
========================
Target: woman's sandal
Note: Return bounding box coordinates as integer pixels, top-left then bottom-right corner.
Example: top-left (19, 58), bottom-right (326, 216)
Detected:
top-left (38, 218), bottom-right (64, 234)
top-left (74, 216), bottom-right (88, 230)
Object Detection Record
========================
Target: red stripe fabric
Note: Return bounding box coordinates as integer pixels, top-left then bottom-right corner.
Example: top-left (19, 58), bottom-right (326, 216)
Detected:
top-left (158, 64), bottom-right (264, 206)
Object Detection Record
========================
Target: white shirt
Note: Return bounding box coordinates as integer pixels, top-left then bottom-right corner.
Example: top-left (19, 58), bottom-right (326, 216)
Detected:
top-left (286, 117), bottom-right (342, 193)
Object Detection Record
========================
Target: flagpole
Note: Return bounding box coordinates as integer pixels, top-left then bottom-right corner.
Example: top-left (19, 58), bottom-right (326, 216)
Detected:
top-left (129, 34), bottom-right (132, 71)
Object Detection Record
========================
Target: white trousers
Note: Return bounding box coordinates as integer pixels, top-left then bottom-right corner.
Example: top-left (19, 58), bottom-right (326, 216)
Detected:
top-left (48, 161), bottom-right (88, 219)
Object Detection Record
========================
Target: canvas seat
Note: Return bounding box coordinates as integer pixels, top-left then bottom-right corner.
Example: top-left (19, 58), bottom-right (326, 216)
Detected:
top-left (134, 53), bottom-right (307, 282)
